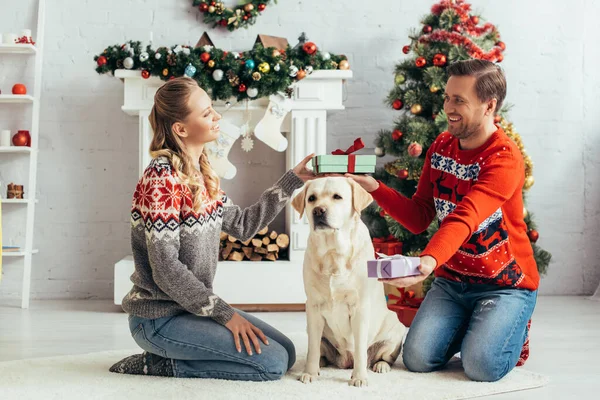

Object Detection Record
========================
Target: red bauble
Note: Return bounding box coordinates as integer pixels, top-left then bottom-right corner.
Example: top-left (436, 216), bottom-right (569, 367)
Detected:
top-left (422, 25), bottom-right (432, 34)
top-left (141, 70), bottom-right (150, 79)
top-left (210, 1), bottom-right (216, 5)
top-left (243, 14), bottom-right (249, 21)
top-left (433, 53), bottom-right (447, 67)
top-left (200, 52), bottom-right (211, 63)
top-left (392, 129), bottom-right (403, 141)
top-left (415, 57), bottom-right (427, 68)
top-left (302, 42), bottom-right (318, 55)
top-left (494, 115), bottom-right (502, 123)
top-left (12, 130), bottom-right (30, 147)
top-left (258, 3), bottom-right (266, 11)
top-left (497, 54), bottom-right (504, 62)
top-left (397, 169), bottom-right (409, 179)
top-left (470, 15), bottom-right (479, 24)
top-left (392, 99), bottom-right (403, 110)
top-left (12, 84), bottom-right (27, 95)
top-left (527, 229), bottom-right (539, 243)
top-left (379, 210), bottom-right (386, 217)
top-left (402, 45), bottom-right (411, 54)
top-left (169, 76), bottom-right (175, 80)
top-left (452, 24), bottom-right (462, 32)
top-left (238, 83), bottom-right (247, 92)
top-left (199, 3), bottom-right (208, 12)
top-left (97, 56), bottom-right (107, 67)
top-left (497, 41), bottom-right (506, 50)
top-left (408, 142), bottom-right (423, 157)
top-left (219, 19), bottom-right (228, 26)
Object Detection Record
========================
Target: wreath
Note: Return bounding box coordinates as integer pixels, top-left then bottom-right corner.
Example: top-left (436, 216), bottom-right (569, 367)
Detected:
top-left (193, 0), bottom-right (276, 31)
top-left (94, 38), bottom-right (349, 102)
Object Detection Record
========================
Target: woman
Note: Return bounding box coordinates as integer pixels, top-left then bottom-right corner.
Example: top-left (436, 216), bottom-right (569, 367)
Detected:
top-left (109, 77), bottom-right (315, 381)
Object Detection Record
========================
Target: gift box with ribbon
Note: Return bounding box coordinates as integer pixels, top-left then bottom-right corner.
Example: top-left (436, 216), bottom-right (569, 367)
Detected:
top-left (385, 283), bottom-right (426, 327)
top-left (372, 235), bottom-right (403, 256)
top-left (367, 253), bottom-right (421, 278)
top-left (312, 138), bottom-right (376, 174)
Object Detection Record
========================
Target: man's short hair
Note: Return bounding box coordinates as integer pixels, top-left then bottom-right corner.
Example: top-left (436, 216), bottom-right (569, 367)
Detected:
top-left (447, 59), bottom-right (506, 113)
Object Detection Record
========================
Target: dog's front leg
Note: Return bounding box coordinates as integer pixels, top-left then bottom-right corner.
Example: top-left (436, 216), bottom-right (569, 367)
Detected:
top-left (349, 304), bottom-right (369, 387)
top-left (300, 302), bottom-right (325, 384)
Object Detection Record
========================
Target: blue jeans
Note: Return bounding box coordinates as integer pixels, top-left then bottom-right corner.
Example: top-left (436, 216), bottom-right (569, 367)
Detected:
top-left (403, 277), bottom-right (537, 382)
top-left (129, 309), bottom-right (296, 381)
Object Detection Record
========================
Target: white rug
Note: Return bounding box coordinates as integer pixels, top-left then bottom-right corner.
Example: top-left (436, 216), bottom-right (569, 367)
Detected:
top-left (0, 333), bottom-right (547, 400)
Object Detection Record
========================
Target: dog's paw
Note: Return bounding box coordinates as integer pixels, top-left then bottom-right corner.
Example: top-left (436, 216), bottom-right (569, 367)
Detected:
top-left (348, 377), bottom-right (369, 387)
top-left (299, 372), bottom-right (318, 384)
top-left (373, 361), bottom-right (391, 373)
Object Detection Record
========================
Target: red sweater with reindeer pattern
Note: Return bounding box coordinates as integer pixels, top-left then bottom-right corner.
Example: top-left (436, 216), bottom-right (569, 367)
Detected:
top-left (371, 127), bottom-right (539, 291)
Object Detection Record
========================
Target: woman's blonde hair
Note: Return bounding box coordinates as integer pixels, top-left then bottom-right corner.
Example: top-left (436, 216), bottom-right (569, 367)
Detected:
top-left (148, 77), bottom-right (220, 212)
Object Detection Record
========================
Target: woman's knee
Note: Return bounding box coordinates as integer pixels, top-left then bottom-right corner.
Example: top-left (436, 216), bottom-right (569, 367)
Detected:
top-left (461, 350), bottom-right (512, 382)
top-left (259, 341), bottom-right (292, 381)
top-left (402, 336), bottom-right (441, 373)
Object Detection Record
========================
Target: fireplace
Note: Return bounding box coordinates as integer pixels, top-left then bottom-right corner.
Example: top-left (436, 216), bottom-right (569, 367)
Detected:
top-left (113, 69), bottom-right (352, 306)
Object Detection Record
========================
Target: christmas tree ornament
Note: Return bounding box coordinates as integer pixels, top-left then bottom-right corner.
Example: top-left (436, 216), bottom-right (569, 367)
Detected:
top-left (244, 3), bottom-right (254, 12)
top-left (212, 69), bottom-right (224, 81)
top-left (395, 74), bottom-right (406, 85)
top-left (205, 119), bottom-right (242, 179)
top-left (305, 65), bottom-right (314, 74)
top-left (247, 87), bottom-right (259, 98)
top-left (274, 63), bottom-right (281, 72)
top-left (494, 115), bottom-right (502, 123)
top-left (330, 61), bottom-right (338, 69)
top-left (523, 207), bottom-right (528, 218)
top-left (497, 54), bottom-right (504, 62)
top-left (416, 57), bottom-right (426, 68)
top-left (339, 59), bottom-right (350, 70)
top-left (289, 65), bottom-right (299, 77)
top-left (200, 52), bottom-right (211, 63)
top-left (252, 72), bottom-right (262, 81)
top-left (238, 83), bottom-right (247, 92)
top-left (199, 2), bottom-right (208, 12)
top-left (392, 99), bottom-right (403, 110)
top-left (258, 3), bottom-right (266, 11)
top-left (392, 129), bottom-right (403, 141)
top-left (184, 64), bottom-right (197, 77)
top-left (411, 104), bottom-right (423, 114)
top-left (208, 5), bottom-right (215, 13)
top-left (167, 53), bottom-right (177, 66)
top-left (272, 49), bottom-right (281, 57)
top-left (471, 15), bottom-right (479, 24)
top-left (375, 146), bottom-right (385, 157)
top-left (433, 53), bottom-right (447, 67)
top-left (524, 175), bottom-right (535, 190)
top-left (245, 59), bottom-right (256, 69)
top-left (162, 68), bottom-right (169, 76)
top-left (241, 136), bottom-right (254, 152)
top-left (253, 93), bottom-right (291, 152)
top-left (258, 62), bottom-right (270, 73)
top-left (527, 229), bottom-right (539, 243)
top-left (207, 60), bottom-right (215, 68)
top-left (497, 41), bottom-right (506, 50)
top-left (408, 142), bottom-right (423, 157)
top-left (402, 45), bottom-right (411, 54)
top-left (12, 130), bottom-right (30, 147)
top-left (139, 52), bottom-right (149, 62)
top-left (123, 57), bottom-right (134, 69)
top-left (452, 24), bottom-right (462, 32)
top-left (430, 85), bottom-right (440, 93)
top-left (303, 41), bottom-right (317, 55)
top-left (141, 70), bottom-right (151, 79)
top-left (322, 52), bottom-right (331, 60)
top-left (155, 52), bottom-right (162, 60)
top-left (422, 25), bottom-right (432, 33)
top-left (12, 84), bottom-right (27, 95)
top-left (97, 56), bottom-right (107, 66)
top-left (397, 169), bottom-right (409, 179)
top-left (296, 69), bottom-right (307, 80)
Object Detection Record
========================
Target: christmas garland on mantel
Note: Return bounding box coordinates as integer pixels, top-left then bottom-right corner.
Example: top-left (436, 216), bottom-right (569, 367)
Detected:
top-left (94, 36), bottom-right (349, 102)
top-left (193, 0), bottom-right (276, 31)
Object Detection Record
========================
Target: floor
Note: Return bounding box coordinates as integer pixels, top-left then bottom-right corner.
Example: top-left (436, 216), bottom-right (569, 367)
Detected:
top-left (0, 296), bottom-right (598, 399)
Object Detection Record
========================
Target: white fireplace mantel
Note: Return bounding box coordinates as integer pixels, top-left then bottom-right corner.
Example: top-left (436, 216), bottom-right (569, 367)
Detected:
top-left (113, 69), bottom-right (352, 306)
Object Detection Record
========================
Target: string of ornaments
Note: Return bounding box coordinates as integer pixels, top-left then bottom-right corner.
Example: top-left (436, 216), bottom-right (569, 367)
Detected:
top-left (94, 34), bottom-right (349, 102)
top-left (193, 0), bottom-right (275, 31)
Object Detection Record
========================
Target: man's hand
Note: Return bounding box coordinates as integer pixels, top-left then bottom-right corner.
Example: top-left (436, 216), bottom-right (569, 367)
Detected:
top-left (293, 153), bottom-right (317, 182)
top-left (378, 255), bottom-right (437, 288)
top-left (345, 173), bottom-right (380, 193)
top-left (225, 312), bottom-right (269, 355)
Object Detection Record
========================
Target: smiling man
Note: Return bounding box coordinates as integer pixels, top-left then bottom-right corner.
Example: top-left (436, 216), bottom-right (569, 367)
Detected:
top-left (347, 59), bottom-right (539, 382)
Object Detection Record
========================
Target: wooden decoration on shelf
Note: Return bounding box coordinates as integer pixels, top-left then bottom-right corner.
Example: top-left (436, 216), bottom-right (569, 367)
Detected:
top-left (219, 226), bottom-right (290, 262)
top-left (254, 34), bottom-right (289, 51)
top-left (7, 183), bottom-right (24, 199)
top-left (195, 32), bottom-right (215, 49)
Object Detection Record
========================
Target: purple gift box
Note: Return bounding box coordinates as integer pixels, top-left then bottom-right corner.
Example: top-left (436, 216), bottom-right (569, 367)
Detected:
top-left (367, 254), bottom-right (421, 278)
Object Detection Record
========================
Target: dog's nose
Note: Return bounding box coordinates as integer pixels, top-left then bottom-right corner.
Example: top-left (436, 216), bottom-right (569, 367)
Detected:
top-left (313, 207), bottom-right (326, 217)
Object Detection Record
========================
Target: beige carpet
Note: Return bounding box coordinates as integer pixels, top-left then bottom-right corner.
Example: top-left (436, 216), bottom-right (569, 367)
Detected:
top-left (0, 333), bottom-right (547, 400)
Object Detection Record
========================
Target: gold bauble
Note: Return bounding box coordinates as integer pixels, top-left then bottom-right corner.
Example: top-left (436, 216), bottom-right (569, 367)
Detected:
top-left (258, 62), bottom-right (270, 73)
top-left (252, 71), bottom-right (262, 81)
top-left (244, 3), bottom-right (254, 12)
top-left (430, 85), bottom-right (440, 93)
top-left (395, 74), bottom-right (406, 85)
top-left (411, 104), bottom-right (423, 114)
top-left (523, 207), bottom-right (528, 218)
top-left (208, 5), bottom-right (216, 13)
top-left (162, 68), bottom-right (169, 76)
top-left (207, 60), bottom-right (215, 68)
top-left (330, 61), bottom-right (338, 69)
top-left (339, 59), bottom-right (350, 70)
top-left (524, 175), bottom-right (535, 190)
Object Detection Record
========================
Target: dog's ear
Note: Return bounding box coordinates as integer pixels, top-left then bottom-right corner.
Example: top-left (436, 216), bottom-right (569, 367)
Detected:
top-left (349, 178), bottom-right (373, 214)
top-left (291, 184), bottom-right (309, 218)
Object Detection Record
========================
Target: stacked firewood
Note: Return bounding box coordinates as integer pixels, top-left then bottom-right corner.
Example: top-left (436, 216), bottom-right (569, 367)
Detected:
top-left (219, 226), bottom-right (290, 262)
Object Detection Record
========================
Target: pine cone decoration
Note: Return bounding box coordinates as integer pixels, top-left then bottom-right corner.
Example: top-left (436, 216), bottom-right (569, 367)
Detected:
top-left (116, 59), bottom-right (124, 69)
top-left (229, 75), bottom-right (240, 87)
top-left (167, 53), bottom-right (177, 66)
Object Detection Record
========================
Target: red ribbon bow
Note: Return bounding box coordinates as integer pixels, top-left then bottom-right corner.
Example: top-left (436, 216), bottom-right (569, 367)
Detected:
top-left (388, 289), bottom-right (424, 307)
top-left (332, 138), bottom-right (365, 155)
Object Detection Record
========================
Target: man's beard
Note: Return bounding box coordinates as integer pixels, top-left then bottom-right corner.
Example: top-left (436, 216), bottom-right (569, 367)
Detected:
top-left (448, 120), bottom-right (479, 140)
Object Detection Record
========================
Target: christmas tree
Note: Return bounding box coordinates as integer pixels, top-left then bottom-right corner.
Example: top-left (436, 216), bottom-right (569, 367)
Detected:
top-left (364, 0), bottom-right (552, 275)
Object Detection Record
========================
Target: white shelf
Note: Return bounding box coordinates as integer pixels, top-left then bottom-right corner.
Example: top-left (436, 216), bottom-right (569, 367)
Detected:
top-left (0, 146), bottom-right (33, 153)
top-left (1, 198), bottom-right (38, 204)
top-left (0, 44), bottom-right (37, 54)
top-left (2, 249), bottom-right (39, 257)
top-left (0, 94), bottom-right (34, 103)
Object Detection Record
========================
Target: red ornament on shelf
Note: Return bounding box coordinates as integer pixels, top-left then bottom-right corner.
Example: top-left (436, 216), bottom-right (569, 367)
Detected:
top-left (416, 57), bottom-right (427, 68)
top-left (397, 169), bottom-right (409, 179)
top-left (470, 15), bottom-right (479, 24)
top-left (392, 99), bottom-right (403, 110)
top-left (433, 53), bottom-right (447, 67)
top-left (12, 84), bottom-right (27, 95)
top-left (12, 130), bottom-right (31, 147)
top-left (200, 52), bottom-right (211, 63)
top-left (302, 42), bottom-right (318, 55)
top-left (497, 41), bottom-right (506, 50)
top-left (402, 45), bottom-right (411, 54)
top-left (238, 83), bottom-right (247, 92)
top-left (422, 25), bottom-right (432, 34)
top-left (258, 3), bottom-right (266, 11)
top-left (219, 19), bottom-right (228, 26)
top-left (527, 229), bottom-right (539, 243)
top-left (97, 56), bottom-right (107, 67)
top-left (199, 3), bottom-right (209, 12)
top-left (141, 70), bottom-right (150, 79)
top-left (392, 129), bottom-right (403, 141)
top-left (408, 142), bottom-right (423, 157)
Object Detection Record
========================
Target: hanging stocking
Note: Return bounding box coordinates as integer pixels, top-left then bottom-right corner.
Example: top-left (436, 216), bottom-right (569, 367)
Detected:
top-left (205, 119), bottom-right (241, 180)
top-left (253, 93), bottom-right (291, 152)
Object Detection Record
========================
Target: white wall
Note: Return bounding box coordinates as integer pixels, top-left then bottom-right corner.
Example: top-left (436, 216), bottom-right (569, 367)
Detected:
top-left (0, 0), bottom-right (598, 300)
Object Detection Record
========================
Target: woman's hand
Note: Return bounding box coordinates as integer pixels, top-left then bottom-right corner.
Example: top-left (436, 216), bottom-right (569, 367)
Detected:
top-left (378, 255), bottom-right (437, 288)
top-left (225, 312), bottom-right (269, 355)
top-left (344, 173), bottom-right (380, 192)
top-left (293, 153), bottom-right (317, 182)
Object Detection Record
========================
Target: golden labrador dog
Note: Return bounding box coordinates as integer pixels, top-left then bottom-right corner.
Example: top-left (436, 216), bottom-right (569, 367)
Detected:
top-left (292, 177), bottom-right (406, 387)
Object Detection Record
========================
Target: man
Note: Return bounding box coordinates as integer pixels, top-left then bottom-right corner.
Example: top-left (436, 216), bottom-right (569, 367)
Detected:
top-left (348, 59), bottom-right (539, 382)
